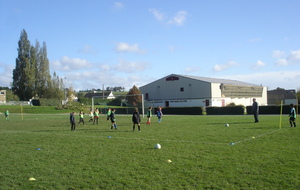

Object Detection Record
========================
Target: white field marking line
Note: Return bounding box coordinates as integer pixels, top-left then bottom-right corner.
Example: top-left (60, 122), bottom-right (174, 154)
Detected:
top-left (2, 128), bottom-right (283, 145)
top-left (233, 128), bottom-right (281, 145)
top-left (0, 130), bottom-right (227, 145)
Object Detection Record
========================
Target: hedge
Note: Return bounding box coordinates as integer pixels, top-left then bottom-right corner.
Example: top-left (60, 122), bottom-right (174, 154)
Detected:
top-left (246, 105), bottom-right (299, 115)
top-left (206, 106), bottom-right (244, 115)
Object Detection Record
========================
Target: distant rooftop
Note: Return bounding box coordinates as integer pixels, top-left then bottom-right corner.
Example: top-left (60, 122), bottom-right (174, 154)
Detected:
top-left (176, 74), bottom-right (261, 87)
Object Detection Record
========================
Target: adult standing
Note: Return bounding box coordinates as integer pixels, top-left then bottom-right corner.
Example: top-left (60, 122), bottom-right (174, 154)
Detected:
top-left (252, 98), bottom-right (259, 123)
top-left (70, 112), bottom-right (76, 131)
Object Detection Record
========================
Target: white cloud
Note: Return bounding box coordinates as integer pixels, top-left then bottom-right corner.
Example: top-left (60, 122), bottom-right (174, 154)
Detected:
top-left (275, 49), bottom-right (300, 66)
top-left (275, 58), bottom-right (288, 66)
top-left (114, 59), bottom-right (149, 73)
top-left (0, 63), bottom-right (14, 87)
top-left (255, 60), bottom-right (266, 67)
top-left (51, 56), bottom-right (92, 71)
top-left (220, 71), bottom-right (300, 90)
top-left (113, 2), bottom-right (124, 9)
top-left (149, 8), bottom-right (165, 21)
top-left (272, 50), bottom-right (285, 58)
top-left (168, 11), bottom-right (187, 26)
top-left (290, 49), bottom-right (300, 61)
top-left (251, 60), bottom-right (266, 70)
top-left (213, 61), bottom-right (239, 72)
top-left (115, 42), bottom-right (146, 54)
top-left (149, 9), bottom-right (187, 26)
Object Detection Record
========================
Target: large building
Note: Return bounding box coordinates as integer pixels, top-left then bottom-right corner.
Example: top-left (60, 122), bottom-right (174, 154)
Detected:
top-left (140, 74), bottom-right (267, 107)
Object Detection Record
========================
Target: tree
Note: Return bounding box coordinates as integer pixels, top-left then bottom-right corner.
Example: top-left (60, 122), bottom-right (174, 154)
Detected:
top-left (35, 41), bottom-right (52, 98)
top-left (126, 85), bottom-right (142, 106)
top-left (45, 72), bottom-right (64, 100)
top-left (12, 29), bottom-right (65, 101)
top-left (297, 88), bottom-right (300, 104)
top-left (12, 29), bottom-right (35, 100)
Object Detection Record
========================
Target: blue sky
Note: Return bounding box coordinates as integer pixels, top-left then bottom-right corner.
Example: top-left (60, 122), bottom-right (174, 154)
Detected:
top-left (1, 0), bottom-right (300, 91)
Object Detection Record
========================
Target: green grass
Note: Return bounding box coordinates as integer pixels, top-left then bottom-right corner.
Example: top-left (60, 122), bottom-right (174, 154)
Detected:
top-left (0, 114), bottom-right (299, 189)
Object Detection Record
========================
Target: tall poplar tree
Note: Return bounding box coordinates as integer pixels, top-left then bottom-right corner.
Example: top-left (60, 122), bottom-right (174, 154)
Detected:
top-left (35, 41), bottom-right (52, 98)
top-left (13, 29), bottom-right (65, 101)
top-left (12, 29), bottom-right (35, 100)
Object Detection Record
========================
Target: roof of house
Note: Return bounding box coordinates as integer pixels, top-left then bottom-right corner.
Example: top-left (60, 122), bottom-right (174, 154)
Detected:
top-left (84, 92), bottom-right (113, 98)
top-left (179, 74), bottom-right (260, 87)
top-left (141, 74), bottom-right (261, 87)
top-left (267, 89), bottom-right (296, 99)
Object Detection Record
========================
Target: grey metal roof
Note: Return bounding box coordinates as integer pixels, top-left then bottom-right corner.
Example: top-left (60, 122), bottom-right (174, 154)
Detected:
top-left (175, 74), bottom-right (261, 87)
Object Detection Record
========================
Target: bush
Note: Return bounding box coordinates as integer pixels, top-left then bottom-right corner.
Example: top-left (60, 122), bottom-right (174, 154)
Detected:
top-left (206, 106), bottom-right (245, 115)
top-left (31, 99), bottom-right (61, 106)
top-left (246, 105), bottom-right (299, 114)
top-left (157, 107), bottom-right (203, 115)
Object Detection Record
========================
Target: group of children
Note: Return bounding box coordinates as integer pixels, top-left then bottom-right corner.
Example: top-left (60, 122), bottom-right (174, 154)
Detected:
top-left (69, 106), bottom-right (164, 132)
top-left (69, 107), bottom-right (117, 131)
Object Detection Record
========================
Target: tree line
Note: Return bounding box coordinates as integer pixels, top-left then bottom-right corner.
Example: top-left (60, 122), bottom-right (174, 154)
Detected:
top-left (12, 29), bottom-right (65, 101)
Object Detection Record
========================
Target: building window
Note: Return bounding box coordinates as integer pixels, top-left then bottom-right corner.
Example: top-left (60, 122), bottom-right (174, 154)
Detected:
top-left (180, 87), bottom-right (184, 92)
top-left (145, 93), bottom-right (149, 100)
top-left (0, 92), bottom-right (4, 95)
top-left (166, 76), bottom-right (179, 81)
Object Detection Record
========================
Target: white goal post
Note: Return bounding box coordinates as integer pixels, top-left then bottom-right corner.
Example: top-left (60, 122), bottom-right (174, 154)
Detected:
top-left (91, 94), bottom-right (145, 117)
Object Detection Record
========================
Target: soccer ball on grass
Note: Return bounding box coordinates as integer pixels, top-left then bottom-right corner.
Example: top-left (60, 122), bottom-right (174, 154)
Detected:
top-left (154, 143), bottom-right (161, 149)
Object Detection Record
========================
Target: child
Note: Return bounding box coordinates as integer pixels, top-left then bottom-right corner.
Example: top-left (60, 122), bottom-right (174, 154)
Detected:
top-left (88, 109), bottom-right (93, 122)
top-left (106, 107), bottom-right (111, 122)
top-left (93, 108), bottom-right (99, 125)
top-left (110, 109), bottom-right (117, 129)
top-left (289, 104), bottom-right (297, 127)
top-left (78, 111), bottom-right (85, 126)
top-left (157, 106), bottom-right (163, 123)
top-left (70, 112), bottom-right (76, 131)
top-left (132, 108), bottom-right (141, 131)
top-left (146, 106), bottom-right (152, 125)
top-left (4, 109), bottom-right (9, 121)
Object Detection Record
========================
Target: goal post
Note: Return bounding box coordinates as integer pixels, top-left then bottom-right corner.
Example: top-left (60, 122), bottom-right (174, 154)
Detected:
top-left (91, 94), bottom-right (146, 117)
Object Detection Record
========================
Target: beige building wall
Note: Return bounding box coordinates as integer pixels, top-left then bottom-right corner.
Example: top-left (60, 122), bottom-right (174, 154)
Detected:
top-left (0, 90), bottom-right (6, 103)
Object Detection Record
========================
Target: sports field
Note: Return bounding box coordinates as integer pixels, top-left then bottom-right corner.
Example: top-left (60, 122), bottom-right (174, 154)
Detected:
top-left (0, 113), bottom-right (299, 189)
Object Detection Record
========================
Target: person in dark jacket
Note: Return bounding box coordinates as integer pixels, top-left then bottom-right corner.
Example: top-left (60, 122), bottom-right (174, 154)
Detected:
top-left (70, 112), bottom-right (76, 131)
top-left (132, 108), bottom-right (141, 131)
top-left (252, 98), bottom-right (259, 123)
top-left (110, 109), bottom-right (117, 129)
top-left (289, 103), bottom-right (296, 127)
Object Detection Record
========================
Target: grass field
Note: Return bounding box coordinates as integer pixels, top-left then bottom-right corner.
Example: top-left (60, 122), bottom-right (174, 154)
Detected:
top-left (0, 113), bottom-right (299, 190)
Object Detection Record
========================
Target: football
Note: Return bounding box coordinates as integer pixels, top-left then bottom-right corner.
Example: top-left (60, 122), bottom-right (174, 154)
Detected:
top-left (154, 143), bottom-right (161, 149)
top-left (225, 123), bottom-right (229, 127)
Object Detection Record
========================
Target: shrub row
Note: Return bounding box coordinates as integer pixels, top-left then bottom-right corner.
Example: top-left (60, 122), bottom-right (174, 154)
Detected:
top-left (32, 99), bottom-right (61, 106)
top-left (246, 105), bottom-right (299, 115)
top-left (206, 106), bottom-right (244, 115)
